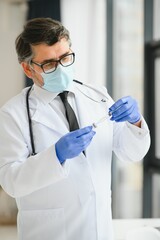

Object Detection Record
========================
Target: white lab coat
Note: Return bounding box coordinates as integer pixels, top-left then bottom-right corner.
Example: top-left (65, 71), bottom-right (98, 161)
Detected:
top-left (0, 81), bottom-right (150, 240)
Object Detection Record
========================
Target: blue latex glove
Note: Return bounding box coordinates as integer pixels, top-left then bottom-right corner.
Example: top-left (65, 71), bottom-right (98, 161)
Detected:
top-left (109, 96), bottom-right (141, 123)
top-left (55, 126), bottom-right (96, 164)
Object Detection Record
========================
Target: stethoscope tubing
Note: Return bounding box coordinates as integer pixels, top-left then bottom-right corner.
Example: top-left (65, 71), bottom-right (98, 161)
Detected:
top-left (26, 86), bottom-right (36, 156)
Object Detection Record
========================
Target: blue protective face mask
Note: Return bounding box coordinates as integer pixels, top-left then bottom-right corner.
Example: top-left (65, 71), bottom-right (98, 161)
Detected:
top-left (41, 65), bottom-right (74, 93)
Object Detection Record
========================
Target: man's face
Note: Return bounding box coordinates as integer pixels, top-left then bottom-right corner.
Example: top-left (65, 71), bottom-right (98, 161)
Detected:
top-left (21, 38), bottom-right (71, 87)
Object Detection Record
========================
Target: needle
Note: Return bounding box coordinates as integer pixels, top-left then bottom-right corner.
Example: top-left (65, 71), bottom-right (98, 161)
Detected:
top-left (92, 112), bottom-right (112, 128)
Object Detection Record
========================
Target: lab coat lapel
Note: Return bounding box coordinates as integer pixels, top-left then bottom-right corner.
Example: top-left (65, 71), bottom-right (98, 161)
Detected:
top-left (74, 89), bottom-right (93, 128)
top-left (32, 103), bottom-right (68, 135)
top-left (29, 84), bottom-right (68, 135)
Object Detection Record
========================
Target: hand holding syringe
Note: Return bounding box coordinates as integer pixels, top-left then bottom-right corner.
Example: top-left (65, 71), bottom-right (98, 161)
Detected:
top-left (92, 95), bottom-right (141, 128)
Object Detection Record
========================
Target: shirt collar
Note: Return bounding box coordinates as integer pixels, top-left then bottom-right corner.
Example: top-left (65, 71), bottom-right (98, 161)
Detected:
top-left (33, 82), bottom-right (76, 105)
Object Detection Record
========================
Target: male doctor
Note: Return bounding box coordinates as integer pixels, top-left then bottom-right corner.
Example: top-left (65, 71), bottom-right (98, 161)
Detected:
top-left (0, 18), bottom-right (150, 240)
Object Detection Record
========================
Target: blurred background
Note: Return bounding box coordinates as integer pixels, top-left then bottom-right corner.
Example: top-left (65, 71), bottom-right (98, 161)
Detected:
top-left (0, 0), bottom-right (160, 233)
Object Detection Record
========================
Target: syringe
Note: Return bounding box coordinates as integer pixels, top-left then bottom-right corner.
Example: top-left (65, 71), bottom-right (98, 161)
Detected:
top-left (92, 112), bottom-right (112, 128)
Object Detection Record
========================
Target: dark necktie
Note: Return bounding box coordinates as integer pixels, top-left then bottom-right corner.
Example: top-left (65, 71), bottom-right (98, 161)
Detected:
top-left (59, 91), bottom-right (79, 132)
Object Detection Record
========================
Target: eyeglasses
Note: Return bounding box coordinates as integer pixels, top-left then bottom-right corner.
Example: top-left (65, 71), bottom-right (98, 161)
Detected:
top-left (30, 52), bottom-right (75, 74)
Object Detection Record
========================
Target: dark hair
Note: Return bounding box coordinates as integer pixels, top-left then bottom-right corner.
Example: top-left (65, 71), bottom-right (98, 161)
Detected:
top-left (15, 18), bottom-right (71, 63)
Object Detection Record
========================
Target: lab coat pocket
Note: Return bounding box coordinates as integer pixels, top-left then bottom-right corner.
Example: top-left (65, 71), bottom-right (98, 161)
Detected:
top-left (18, 208), bottom-right (66, 240)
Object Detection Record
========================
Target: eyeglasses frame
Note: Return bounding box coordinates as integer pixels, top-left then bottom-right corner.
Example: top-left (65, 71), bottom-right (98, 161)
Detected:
top-left (30, 52), bottom-right (75, 74)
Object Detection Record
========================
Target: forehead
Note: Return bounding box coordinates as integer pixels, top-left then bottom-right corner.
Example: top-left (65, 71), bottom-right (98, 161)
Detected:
top-left (31, 38), bottom-right (70, 61)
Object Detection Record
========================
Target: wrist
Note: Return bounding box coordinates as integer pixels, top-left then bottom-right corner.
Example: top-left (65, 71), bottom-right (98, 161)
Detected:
top-left (133, 119), bottom-right (142, 128)
top-left (55, 144), bottom-right (65, 164)
top-left (129, 116), bottom-right (142, 128)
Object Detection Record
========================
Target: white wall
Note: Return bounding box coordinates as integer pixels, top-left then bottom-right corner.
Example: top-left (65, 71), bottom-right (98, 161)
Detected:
top-left (61, 0), bottom-right (106, 87)
top-left (0, 0), bottom-right (27, 107)
top-left (0, 0), bottom-right (27, 223)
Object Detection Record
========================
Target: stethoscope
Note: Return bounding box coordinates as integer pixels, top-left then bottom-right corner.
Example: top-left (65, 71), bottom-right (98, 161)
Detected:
top-left (26, 80), bottom-right (108, 156)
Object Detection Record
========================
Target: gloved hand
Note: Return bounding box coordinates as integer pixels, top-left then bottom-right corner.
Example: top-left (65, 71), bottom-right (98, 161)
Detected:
top-left (109, 96), bottom-right (141, 124)
top-left (55, 126), bottom-right (96, 164)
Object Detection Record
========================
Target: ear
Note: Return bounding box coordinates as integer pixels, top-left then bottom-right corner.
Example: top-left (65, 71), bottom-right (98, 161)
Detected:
top-left (21, 62), bottom-right (33, 79)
